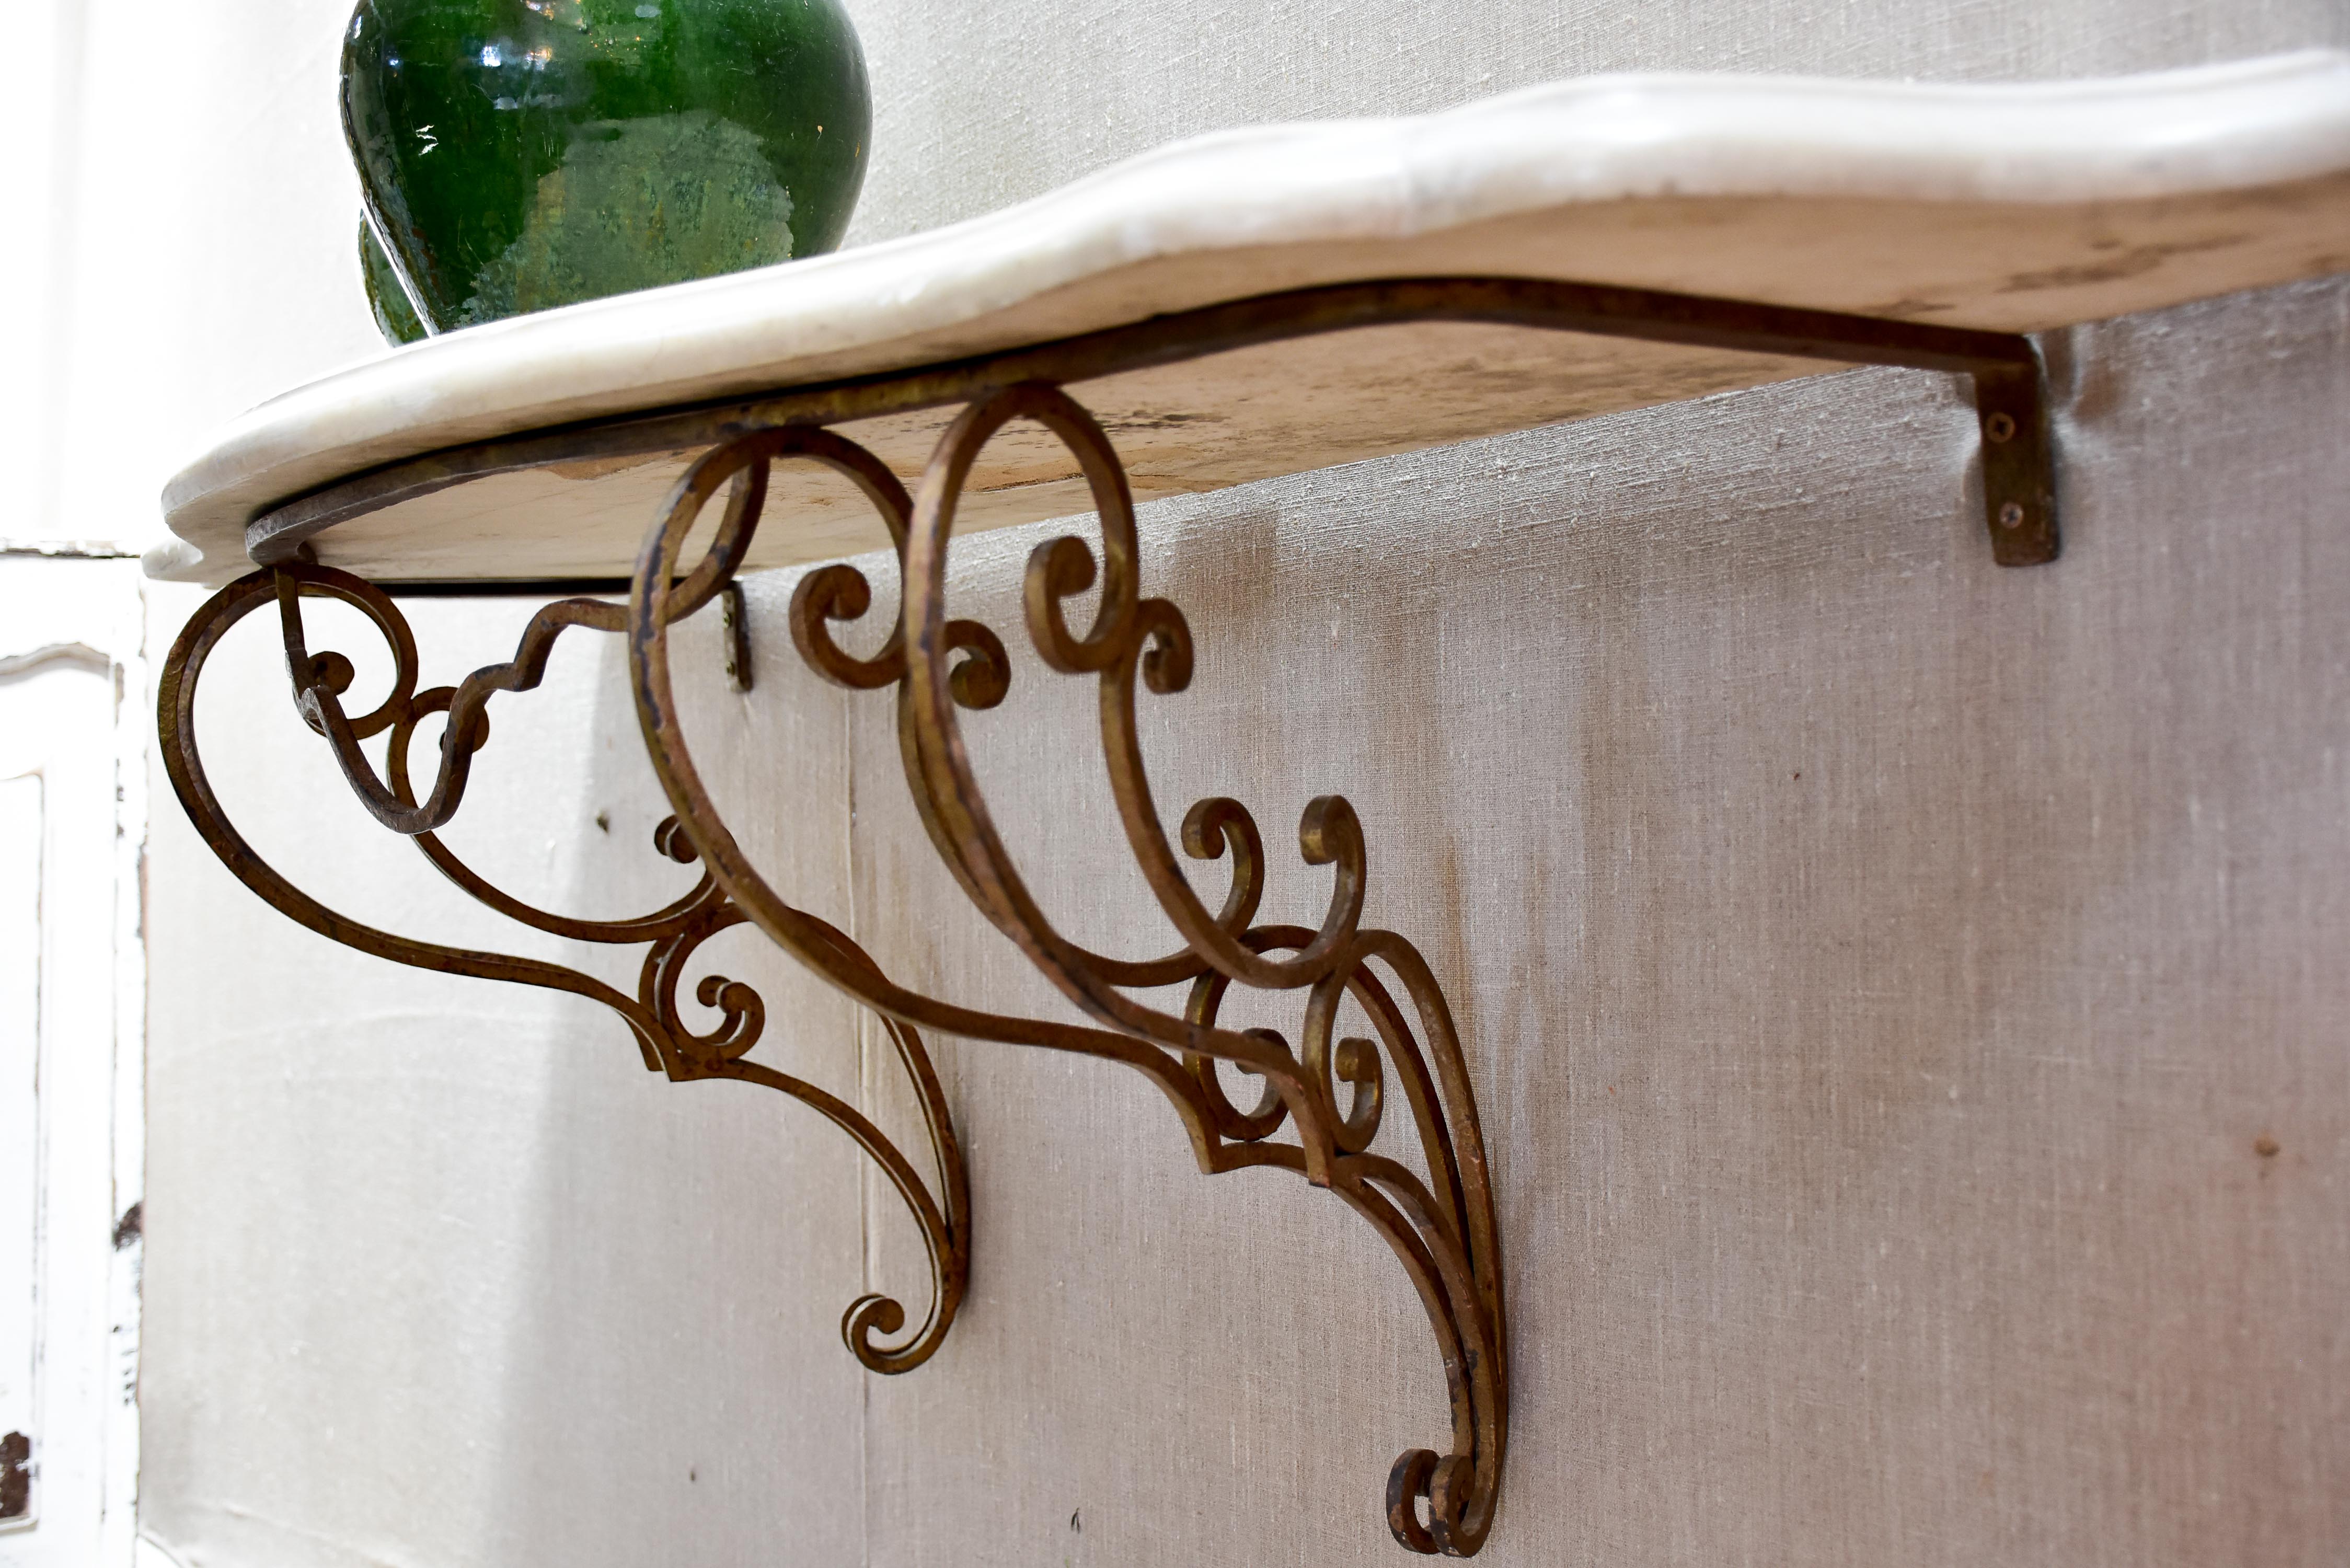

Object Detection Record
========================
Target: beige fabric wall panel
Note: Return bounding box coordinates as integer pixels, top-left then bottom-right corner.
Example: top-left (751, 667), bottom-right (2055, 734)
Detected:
top-left (842, 0), bottom-right (2350, 245)
top-left (145, 274), bottom-right (2350, 1566)
top-left (825, 274), bottom-right (2350, 1565)
top-left (140, 597), bottom-right (875, 1568)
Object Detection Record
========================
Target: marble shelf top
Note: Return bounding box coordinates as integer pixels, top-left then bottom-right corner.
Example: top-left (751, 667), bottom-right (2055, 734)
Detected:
top-left (151, 50), bottom-right (2350, 585)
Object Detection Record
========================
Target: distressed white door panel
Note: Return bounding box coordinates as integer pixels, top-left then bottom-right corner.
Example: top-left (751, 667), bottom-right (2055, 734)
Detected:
top-left (0, 557), bottom-right (147, 1568)
top-left (0, 776), bottom-right (38, 1529)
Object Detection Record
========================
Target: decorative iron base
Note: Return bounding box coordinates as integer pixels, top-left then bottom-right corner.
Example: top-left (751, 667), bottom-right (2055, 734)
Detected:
top-left (159, 398), bottom-right (1507, 1552)
top-left (162, 277), bottom-right (2061, 1556)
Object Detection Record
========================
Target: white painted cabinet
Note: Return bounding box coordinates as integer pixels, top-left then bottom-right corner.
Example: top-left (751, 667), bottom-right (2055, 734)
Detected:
top-left (0, 559), bottom-right (146, 1567)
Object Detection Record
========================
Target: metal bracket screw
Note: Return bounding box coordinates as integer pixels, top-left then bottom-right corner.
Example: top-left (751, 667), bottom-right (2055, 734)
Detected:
top-left (721, 581), bottom-right (753, 692)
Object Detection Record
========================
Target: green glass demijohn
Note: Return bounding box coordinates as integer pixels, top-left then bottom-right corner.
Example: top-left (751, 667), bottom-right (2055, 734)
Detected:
top-left (342, 0), bottom-right (870, 344)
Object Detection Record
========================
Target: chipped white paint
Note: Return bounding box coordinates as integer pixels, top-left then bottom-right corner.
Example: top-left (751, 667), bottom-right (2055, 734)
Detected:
top-left (1, 776), bottom-right (41, 1523)
top-left (0, 558), bottom-right (148, 1568)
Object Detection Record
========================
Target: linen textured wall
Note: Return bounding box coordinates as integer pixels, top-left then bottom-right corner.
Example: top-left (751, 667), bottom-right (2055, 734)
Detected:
top-left (128, 2), bottom-right (2350, 1565)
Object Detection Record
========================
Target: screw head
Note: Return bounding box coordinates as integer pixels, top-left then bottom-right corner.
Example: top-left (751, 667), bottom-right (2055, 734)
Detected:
top-left (1998, 501), bottom-right (2026, 529)
top-left (1984, 412), bottom-right (2018, 443)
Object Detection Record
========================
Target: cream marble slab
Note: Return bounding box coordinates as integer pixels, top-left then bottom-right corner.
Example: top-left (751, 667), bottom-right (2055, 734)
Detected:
top-left (151, 51), bottom-right (2350, 585)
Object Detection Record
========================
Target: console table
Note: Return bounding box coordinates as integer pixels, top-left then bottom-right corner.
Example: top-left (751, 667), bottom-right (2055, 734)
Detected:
top-left (151, 52), bottom-right (2350, 1555)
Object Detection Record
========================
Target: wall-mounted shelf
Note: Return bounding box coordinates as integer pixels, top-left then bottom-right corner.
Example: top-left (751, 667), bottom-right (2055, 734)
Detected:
top-left (152, 52), bottom-right (2350, 1556)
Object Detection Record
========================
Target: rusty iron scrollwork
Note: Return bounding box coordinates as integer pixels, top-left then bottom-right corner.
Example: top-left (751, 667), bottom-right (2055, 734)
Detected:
top-left (155, 262), bottom-right (2099, 1555)
top-left (162, 271), bottom-right (2087, 1557)
top-left (627, 390), bottom-right (1506, 1555)
top-left (157, 558), bottom-right (970, 1375)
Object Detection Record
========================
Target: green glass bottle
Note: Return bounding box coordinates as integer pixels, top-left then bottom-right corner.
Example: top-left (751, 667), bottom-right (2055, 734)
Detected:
top-left (342, 0), bottom-right (869, 341)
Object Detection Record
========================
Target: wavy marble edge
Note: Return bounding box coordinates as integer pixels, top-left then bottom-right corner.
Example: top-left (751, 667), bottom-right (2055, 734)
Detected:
top-left (150, 50), bottom-right (2350, 583)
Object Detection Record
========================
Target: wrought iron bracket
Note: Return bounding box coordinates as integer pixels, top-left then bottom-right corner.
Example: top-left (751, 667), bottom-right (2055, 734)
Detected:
top-left (162, 276), bottom-right (2062, 1558)
top-left (156, 566), bottom-right (972, 1375)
